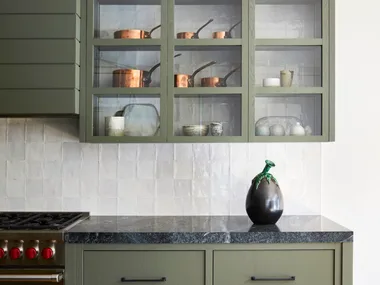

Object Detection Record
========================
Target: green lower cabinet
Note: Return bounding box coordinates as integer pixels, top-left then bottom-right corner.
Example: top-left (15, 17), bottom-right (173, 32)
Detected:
top-left (83, 251), bottom-right (205, 285)
top-left (214, 250), bottom-right (334, 285)
top-left (66, 243), bottom-right (351, 285)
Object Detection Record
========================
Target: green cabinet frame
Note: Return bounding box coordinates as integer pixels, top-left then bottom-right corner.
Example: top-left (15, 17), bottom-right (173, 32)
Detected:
top-left (81, 0), bottom-right (335, 143)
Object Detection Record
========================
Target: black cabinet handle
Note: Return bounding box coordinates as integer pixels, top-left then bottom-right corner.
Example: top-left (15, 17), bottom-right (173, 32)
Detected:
top-left (251, 276), bottom-right (295, 281)
top-left (121, 277), bottom-right (167, 283)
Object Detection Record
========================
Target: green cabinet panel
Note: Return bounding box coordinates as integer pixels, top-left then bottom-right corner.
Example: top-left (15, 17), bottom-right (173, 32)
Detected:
top-left (83, 251), bottom-right (205, 285)
top-left (0, 0), bottom-right (80, 15)
top-left (0, 65), bottom-right (79, 89)
top-left (0, 90), bottom-right (79, 115)
top-left (214, 250), bottom-right (334, 285)
top-left (0, 15), bottom-right (80, 39)
top-left (0, 40), bottom-right (80, 64)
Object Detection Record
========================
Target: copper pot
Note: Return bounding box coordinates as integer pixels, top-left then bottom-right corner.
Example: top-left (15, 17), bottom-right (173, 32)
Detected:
top-left (177, 19), bottom-right (214, 39)
top-left (175, 61), bottom-right (217, 88)
top-left (201, 66), bottom-right (241, 87)
top-left (212, 21), bottom-right (242, 39)
top-left (114, 24), bottom-right (161, 39)
top-left (113, 54), bottom-right (181, 88)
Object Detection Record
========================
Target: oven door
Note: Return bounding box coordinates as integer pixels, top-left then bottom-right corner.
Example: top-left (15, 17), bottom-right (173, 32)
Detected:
top-left (0, 269), bottom-right (64, 284)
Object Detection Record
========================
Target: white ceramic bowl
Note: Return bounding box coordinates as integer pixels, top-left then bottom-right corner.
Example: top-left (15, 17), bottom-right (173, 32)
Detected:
top-left (182, 125), bottom-right (209, 136)
top-left (263, 78), bottom-right (281, 87)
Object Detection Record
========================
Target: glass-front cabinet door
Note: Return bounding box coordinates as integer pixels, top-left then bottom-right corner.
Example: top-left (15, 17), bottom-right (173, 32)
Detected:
top-left (86, 0), bottom-right (167, 142)
top-left (167, 0), bottom-right (248, 142)
top-left (250, 0), bottom-right (331, 142)
top-left (83, 0), bottom-right (333, 143)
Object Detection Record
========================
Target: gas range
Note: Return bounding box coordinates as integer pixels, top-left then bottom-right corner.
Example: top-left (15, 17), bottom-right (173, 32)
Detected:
top-left (0, 212), bottom-right (89, 269)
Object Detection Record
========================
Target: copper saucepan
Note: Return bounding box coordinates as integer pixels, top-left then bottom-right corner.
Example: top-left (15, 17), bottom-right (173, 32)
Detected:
top-left (175, 61), bottom-right (217, 88)
top-left (177, 19), bottom-right (214, 39)
top-left (212, 21), bottom-right (242, 39)
top-left (114, 24), bottom-right (161, 39)
top-left (201, 66), bottom-right (241, 87)
top-left (113, 54), bottom-right (181, 88)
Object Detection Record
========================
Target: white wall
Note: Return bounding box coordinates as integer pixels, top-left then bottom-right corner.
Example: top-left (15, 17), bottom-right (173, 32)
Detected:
top-left (321, 0), bottom-right (380, 284)
top-left (0, 118), bottom-right (321, 215)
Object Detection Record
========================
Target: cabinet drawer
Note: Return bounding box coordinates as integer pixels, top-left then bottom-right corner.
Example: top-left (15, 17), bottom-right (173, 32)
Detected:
top-left (214, 250), bottom-right (334, 285)
top-left (0, 0), bottom-right (80, 15)
top-left (84, 251), bottom-right (205, 285)
top-left (0, 15), bottom-right (80, 39)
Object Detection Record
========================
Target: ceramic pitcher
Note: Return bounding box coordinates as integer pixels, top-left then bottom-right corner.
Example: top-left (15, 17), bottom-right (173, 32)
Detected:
top-left (280, 70), bottom-right (294, 87)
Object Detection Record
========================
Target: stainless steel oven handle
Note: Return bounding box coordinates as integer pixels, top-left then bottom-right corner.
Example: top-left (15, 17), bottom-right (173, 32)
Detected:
top-left (0, 273), bottom-right (63, 283)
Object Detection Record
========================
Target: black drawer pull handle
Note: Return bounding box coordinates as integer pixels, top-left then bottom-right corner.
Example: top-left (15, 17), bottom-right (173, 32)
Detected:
top-left (251, 276), bottom-right (295, 281)
top-left (121, 277), bottom-right (167, 283)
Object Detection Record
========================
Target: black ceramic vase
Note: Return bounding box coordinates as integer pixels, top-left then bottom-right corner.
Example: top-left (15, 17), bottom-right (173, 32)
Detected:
top-left (246, 160), bottom-right (284, 225)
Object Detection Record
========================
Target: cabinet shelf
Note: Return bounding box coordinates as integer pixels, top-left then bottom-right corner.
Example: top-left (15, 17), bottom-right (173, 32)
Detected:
top-left (169, 136), bottom-right (246, 143)
top-left (174, 87), bottom-right (242, 95)
top-left (255, 39), bottom-right (323, 46)
top-left (92, 39), bottom-right (162, 48)
top-left (90, 88), bottom-right (162, 95)
top-left (255, 87), bottom-right (324, 95)
top-left (87, 136), bottom-right (166, 143)
top-left (252, 136), bottom-right (328, 143)
top-left (174, 39), bottom-right (242, 47)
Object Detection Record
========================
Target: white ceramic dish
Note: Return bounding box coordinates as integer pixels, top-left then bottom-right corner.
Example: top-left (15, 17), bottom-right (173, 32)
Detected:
top-left (182, 125), bottom-right (209, 136)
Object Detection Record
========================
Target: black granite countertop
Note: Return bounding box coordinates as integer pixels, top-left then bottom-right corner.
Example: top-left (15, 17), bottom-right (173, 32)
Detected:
top-left (64, 215), bottom-right (353, 244)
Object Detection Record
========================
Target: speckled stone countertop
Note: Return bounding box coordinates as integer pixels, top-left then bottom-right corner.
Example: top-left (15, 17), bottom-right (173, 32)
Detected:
top-left (65, 215), bottom-right (353, 244)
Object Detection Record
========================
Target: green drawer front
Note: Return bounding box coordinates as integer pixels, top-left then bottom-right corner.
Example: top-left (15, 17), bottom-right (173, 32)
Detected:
top-left (0, 0), bottom-right (80, 15)
top-left (0, 65), bottom-right (79, 89)
top-left (0, 15), bottom-right (80, 39)
top-left (84, 251), bottom-right (205, 285)
top-left (214, 250), bottom-right (334, 285)
top-left (0, 90), bottom-right (79, 114)
top-left (0, 40), bottom-right (80, 64)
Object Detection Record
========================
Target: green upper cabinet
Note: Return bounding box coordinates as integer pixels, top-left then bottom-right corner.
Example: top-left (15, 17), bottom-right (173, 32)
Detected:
top-left (82, 0), bottom-right (334, 143)
top-left (0, 0), bottom-right (81, 115)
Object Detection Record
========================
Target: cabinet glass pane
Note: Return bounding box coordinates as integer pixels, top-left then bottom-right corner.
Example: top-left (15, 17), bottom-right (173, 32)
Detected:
top-left (255, 0), bottom-right (322, 39)
top-left (93, 94), bottom-right (161, 137)
top-left (255, 94), bottom-right (322, 136)
top-left (175, 0), bottom-right (242, 39)
top-left (174, 46), bottom-right (242, 87)
top-left (94, 46), bottom-right (161, 88)
top-left (94, 0), bottom-right (161, 39)
top-left (174, 94), bottom-right (242, 136)
top-left (256, 46), bottom-right (322, 87)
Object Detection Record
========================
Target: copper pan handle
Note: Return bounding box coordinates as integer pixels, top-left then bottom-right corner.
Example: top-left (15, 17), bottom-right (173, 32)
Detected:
top-left (193, 19), bottom-right (214, 39)
top-left (147, 24), bottom-right (161, 37)
top-left (191, 61), bottom-right (217, 79)
top-left (228, 20), bottom-right (242, 34)
top-left (218, 66), bottom-right (241, 87)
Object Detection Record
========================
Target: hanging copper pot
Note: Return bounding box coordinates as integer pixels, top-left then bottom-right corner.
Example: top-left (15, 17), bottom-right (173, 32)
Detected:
top-left (176, 19), bottom-right (214, 39)
top-left (201, 66), bottom-right (241, 87)
top-left (175, 61), bottom-right (217, 88)
top-left (114, 24), bottom-right (161, 39)
top-left (212, 21), bottom-right (242, 39)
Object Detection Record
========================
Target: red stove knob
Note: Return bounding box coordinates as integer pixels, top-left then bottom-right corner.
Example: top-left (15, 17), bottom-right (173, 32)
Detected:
top-left (25, 248), bottom-right (38, 259)
top-left (0, 248), bottom-right (5, 259)
top-left (10, 247), bottom-right (21, 260)
top-left (41, 248), bottom-right (54, 259)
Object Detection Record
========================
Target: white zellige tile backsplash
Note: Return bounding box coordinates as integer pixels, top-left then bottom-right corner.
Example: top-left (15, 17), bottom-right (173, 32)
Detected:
top-left (0, 118), bottom-right (321, 215)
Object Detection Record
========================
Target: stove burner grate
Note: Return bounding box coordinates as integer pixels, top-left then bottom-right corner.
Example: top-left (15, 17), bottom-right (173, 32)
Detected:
top-left (0, 212), bottom-right (86, 230)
